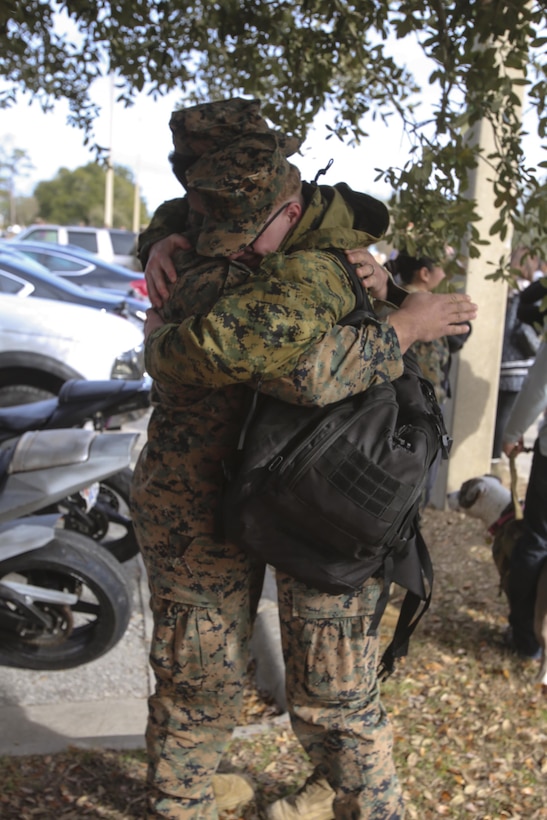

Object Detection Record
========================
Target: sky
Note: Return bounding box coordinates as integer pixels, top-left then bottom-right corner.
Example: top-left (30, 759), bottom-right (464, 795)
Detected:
top-left (1, 77), bottom-right (416, 221)
top-left (1, 61), bottom-right (545, 227)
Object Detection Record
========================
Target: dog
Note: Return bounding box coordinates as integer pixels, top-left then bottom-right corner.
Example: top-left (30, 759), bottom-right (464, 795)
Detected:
top-left (447, 475), bottom-right (547, 690)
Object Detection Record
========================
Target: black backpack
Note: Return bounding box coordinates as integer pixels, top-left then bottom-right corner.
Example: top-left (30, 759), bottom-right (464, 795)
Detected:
top-left (222, 250), bottom-right (451, 676)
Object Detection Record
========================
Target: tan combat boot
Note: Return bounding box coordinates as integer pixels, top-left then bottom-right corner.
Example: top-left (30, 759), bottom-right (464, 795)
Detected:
top-left (212, 773), bottom-right (255, 812)
top-left (265, 776), bottom-right (335, 820)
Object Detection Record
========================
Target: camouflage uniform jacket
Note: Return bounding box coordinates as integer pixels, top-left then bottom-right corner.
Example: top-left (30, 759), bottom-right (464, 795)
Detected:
top-left (410, 337), bottom-right (451, 404)
top-left (145, 184), bottom-right (403, 397)
top-left (133, 185), bottom-right (403, 536)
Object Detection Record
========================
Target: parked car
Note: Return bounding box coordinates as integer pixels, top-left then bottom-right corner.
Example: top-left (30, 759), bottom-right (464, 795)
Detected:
top-left (0, 247), bottom-right (147, 329)
top-left (12, 224), bottom-right (141, 271)
top-left (0, 293), bottom-right (145, 406)
top-left (2, 240), bottom-right (147, 296)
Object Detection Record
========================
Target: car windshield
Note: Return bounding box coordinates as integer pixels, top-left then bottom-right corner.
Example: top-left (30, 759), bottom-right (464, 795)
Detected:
top-left (109, 231), bottom-right (137, 255)
top-left (20, 228), bottom-right (59, 243)
top-left (20, 250), bottom-right (88, 273)
top-left (66, 230), bottom-right (99, 254)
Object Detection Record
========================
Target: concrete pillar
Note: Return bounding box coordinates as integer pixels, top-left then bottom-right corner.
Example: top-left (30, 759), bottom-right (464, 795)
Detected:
top-left (444, 114), bottom-right (510, 495)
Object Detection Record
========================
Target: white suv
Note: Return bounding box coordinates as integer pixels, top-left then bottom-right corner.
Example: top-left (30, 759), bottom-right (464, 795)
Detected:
top-left (0, 293), bottom-right (145, 406)
top-left (13, 225), bottom-right (141, 271)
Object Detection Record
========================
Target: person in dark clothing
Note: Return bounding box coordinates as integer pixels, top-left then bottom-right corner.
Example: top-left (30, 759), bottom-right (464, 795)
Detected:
top-left (502, 340), bottom-right (547, 660)
top-left (517, 274), bottom-right (547, 331)
top-left (492, 248), bottom-right (542, 461)
top-left (492, 293), bottom-right (541, 460)
top-left (386, 252), bottom-right (471, 505)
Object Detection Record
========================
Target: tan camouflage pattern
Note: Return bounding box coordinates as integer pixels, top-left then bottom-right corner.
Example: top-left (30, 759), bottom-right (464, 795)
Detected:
top-left (139, 99), bottom-right (301, 264)
top-left (166, 98), bottom-right (302, 257)
top-left (133, 524), bottom-right (264, 819)
top-left (146, 246), bottom-right (355, 387)
top-left (131, 252), bottom-right (263, 817)
top-left (262, 320), bottom-right (403, 406)
top-left (131, 254), bottom-right (249, 542)
top-left (145, 187), bottom-right (403, 394)
top-left (138, 197), bottom-right (189, 265)
top-left (411, 336), bottom-right (451, 404)
top-left (169, 97), bottom-right (301, 160)
top-left (277, 572), bottom-right (404, 818)
top-left (132, 148), bottom-right (404, 817)
top-left (186, 134), bottom-right (297, 257)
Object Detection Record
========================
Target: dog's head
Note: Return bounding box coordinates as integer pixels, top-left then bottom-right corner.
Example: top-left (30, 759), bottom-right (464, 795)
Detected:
top-left (446, 474), bottom-right (512, 530)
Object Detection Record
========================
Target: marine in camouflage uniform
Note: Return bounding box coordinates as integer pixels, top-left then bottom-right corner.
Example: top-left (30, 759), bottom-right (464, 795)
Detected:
top-left (131, 100), bottom-right (406, 820)
top-left (410, 336), bottom-right (451, 404)
top-left (397, 272), bottom-right (470, 507)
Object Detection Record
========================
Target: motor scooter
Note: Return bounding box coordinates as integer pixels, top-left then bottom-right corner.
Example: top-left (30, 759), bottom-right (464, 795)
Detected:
top-left (0, 427), bottom-right (138, 670)
top-left (0, 377), bottom-right (150, 562)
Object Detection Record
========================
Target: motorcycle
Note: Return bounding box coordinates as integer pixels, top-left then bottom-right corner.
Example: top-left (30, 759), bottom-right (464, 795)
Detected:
top-left (0, 427), bottom-right (138, 670)
top-left (0, 377), bottom-right (150, 563)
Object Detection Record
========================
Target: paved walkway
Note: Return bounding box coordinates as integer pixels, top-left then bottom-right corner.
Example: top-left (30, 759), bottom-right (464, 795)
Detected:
top-left (0, 553), bottom-right (288, 757)
top-left (0, 554), bottom-right (151, 756)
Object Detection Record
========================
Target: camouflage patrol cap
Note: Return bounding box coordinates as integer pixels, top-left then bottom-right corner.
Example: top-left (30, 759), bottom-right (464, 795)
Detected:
top-left (185, 132), bottom-right (297, 257)
top-left (169, 98), bottom-right (301, 162)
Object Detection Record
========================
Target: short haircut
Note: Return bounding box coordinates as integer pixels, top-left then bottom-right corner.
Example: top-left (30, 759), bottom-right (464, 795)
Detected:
top-left (275, 163), bottom-right (302, 206)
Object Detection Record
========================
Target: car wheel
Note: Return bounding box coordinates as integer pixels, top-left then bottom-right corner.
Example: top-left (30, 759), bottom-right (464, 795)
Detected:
top-left (0, 384), bottom-right (57, 407)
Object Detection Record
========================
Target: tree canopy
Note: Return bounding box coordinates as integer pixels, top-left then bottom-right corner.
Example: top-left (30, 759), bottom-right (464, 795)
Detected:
top-left (33, 162), bottom-right (148, 228)
top-left (1, 1), bottom-right (546, 274)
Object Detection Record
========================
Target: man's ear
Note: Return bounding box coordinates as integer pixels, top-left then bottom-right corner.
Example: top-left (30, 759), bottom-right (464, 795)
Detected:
top-left (286, 200), bottom-right (302, 226)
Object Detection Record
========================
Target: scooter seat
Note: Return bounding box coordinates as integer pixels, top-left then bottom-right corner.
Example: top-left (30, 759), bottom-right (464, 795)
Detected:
top-left (0, 399), bottom-right (58, 435)
top-left (58, 378), bottom-right (148, 405)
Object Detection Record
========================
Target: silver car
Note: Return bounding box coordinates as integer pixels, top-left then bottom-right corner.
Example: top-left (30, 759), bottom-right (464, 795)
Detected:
top-left (0, 293), bottom-right (145, 406)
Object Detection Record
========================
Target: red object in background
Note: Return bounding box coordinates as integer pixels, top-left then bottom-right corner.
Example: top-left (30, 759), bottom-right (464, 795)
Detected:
top-left (130, 278), bottom-right (148, 298)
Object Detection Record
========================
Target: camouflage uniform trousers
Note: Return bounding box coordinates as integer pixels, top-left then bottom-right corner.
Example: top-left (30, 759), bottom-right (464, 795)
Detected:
top-left (135, 509), bottom-right (402, 820)
top-left (133, 512), bottom-right (265, 820)
top-left (276, 571), bottom-right (404, 820)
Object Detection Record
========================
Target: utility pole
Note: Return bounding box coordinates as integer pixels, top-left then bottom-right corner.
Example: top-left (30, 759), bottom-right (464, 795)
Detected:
top-left (440, 44), bottom-right (527, 498)
top-left (443, 117), bottom-right (510, 494)
top-left (132, 154), bottom-right (141, 233)
top-left (104, 74), bottom-right (114, 228)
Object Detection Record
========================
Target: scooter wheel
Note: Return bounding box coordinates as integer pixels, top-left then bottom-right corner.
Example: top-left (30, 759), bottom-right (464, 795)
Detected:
top-left (0, 530), bottom-right (132, 670)
top-left (93, 468), bottom-right (139, 562)
top-left (55, 468), bottom-right (138, 563)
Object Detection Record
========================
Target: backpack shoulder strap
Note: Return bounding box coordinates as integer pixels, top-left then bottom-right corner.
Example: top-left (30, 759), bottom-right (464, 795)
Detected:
top-left (377, 525), bottom-right (434, 680)
top-left (324, 247), bottom-right (376, 325)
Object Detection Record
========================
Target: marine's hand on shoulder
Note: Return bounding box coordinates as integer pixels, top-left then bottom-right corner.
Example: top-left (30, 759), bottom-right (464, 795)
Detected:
top-left (345, 248), bottom-right (389, 301)
top-left (388, 291), bottom-right (478, 353)
top-left (145, 234), bottom-right (192, 308)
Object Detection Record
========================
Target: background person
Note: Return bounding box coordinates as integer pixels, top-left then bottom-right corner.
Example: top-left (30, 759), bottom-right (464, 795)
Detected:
top-left (502, 340), bottom-right (547, 660)
top-left (517, 272), bottom-right (547, 332)
top-left (386, 252), bottom-right (471, 505)
top-left (492, 247), bottom-right (541, 463)
top-left (386, 252), bottom-right (471, 405)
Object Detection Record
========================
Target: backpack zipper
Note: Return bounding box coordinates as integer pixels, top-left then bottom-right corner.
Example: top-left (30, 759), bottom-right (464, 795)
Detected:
top-left (276, 393), bottom-right (397, 485)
